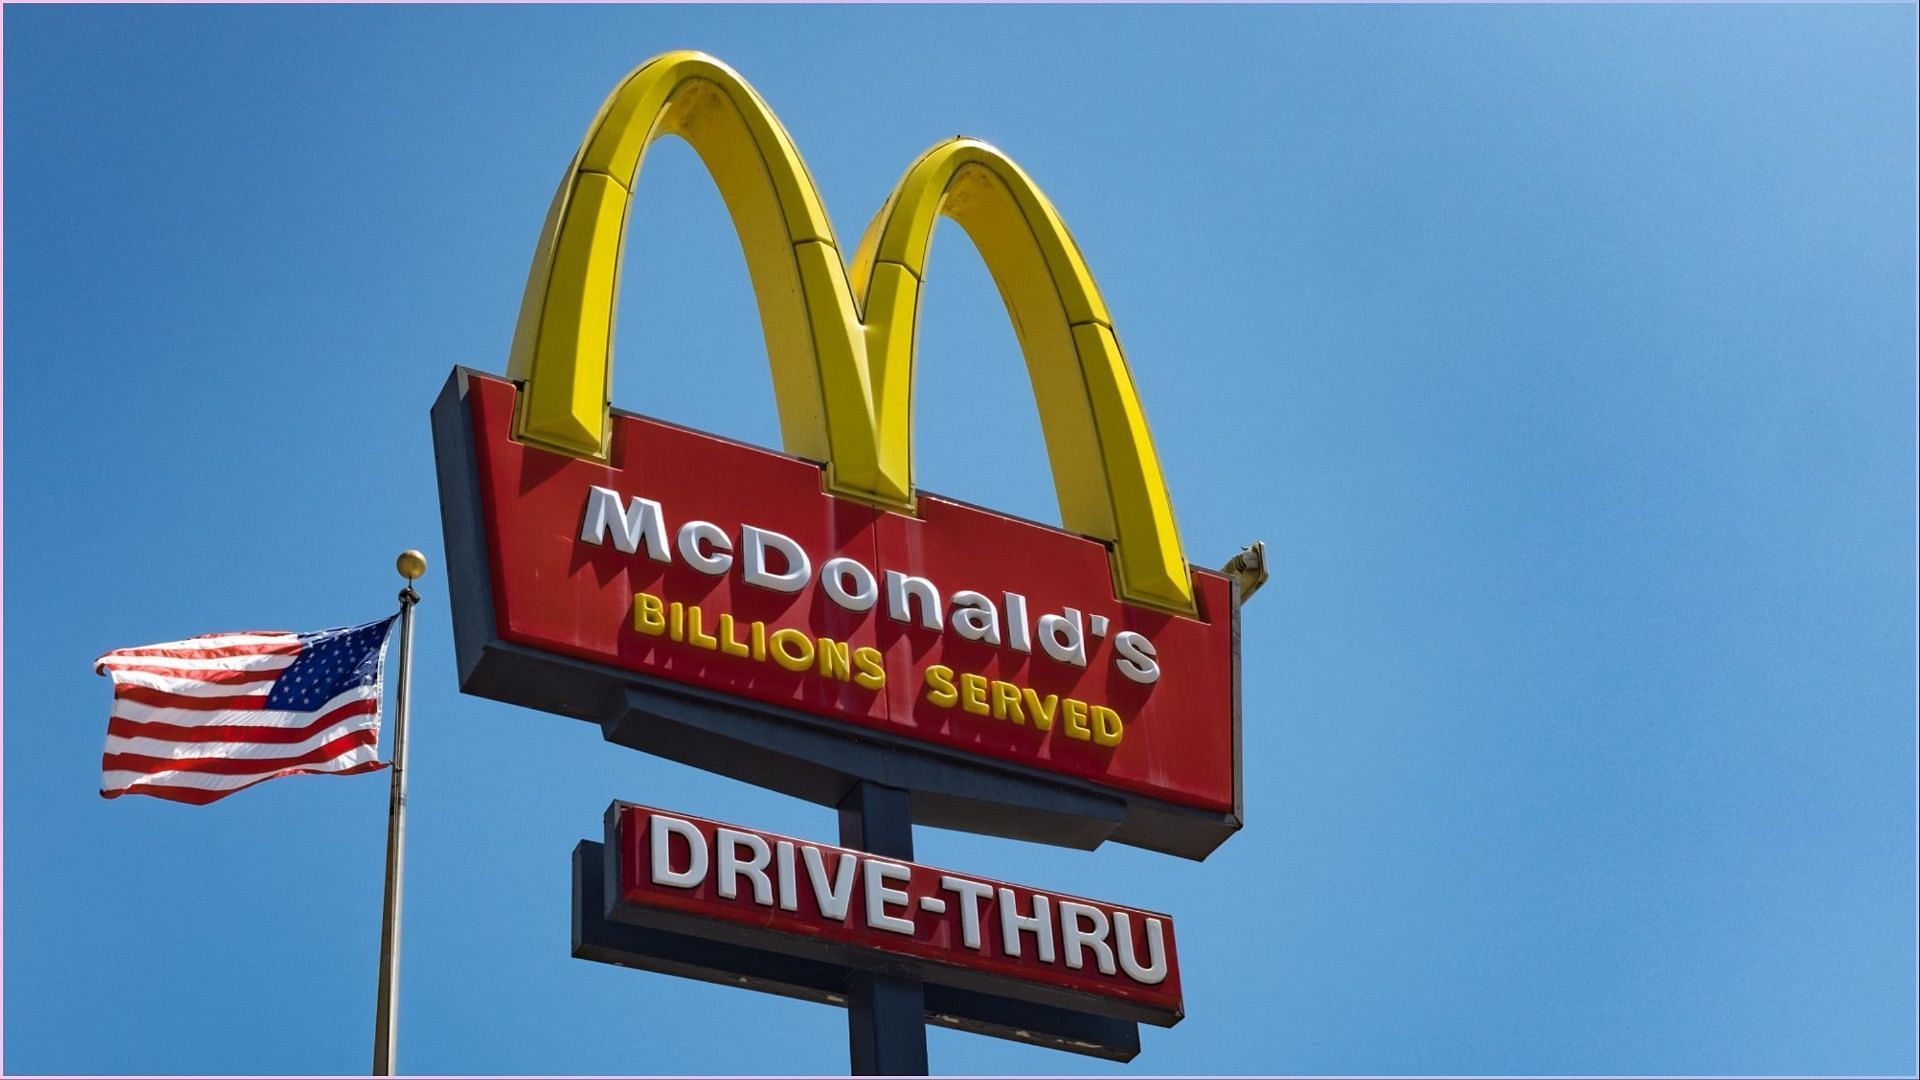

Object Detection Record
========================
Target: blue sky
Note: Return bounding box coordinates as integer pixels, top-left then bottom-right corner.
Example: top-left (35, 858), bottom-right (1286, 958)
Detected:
top-left (4, 4), bottom-right (1915, 1076)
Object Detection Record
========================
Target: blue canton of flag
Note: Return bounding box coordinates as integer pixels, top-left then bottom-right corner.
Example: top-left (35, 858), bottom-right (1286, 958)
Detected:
top-left (267, 621), bottom-right (393, 711)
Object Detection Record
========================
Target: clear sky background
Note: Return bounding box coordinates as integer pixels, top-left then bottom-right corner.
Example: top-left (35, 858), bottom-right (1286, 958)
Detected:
top-left (4, 4), bottom-right (1915, 1076)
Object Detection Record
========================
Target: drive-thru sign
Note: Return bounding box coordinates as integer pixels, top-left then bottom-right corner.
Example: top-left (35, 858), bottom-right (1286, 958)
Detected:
top-left (602, 803), bottom-right (1182, 1025)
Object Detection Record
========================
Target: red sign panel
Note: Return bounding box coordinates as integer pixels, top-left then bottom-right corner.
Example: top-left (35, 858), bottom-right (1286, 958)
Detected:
top-left (607, 802), bottom-right (1183, 1025)
top-left (462, 372), bottom-right (1236, 816)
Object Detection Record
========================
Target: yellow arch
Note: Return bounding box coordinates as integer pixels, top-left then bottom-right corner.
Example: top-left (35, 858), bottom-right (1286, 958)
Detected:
top-left (505, 52), bottom-right (884, 501)
top-left (851, 140), bottom-right (1191, 613)
top-left (507, 51), bottom-right (1194, 613)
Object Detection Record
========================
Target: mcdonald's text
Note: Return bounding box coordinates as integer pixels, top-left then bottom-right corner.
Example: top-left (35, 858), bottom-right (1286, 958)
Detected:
top-left (585, 484), bottom-right (1163, 683)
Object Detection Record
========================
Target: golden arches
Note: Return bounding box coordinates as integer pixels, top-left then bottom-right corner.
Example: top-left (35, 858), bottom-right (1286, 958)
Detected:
top-left (506, 51), bottom-right (1194, 613)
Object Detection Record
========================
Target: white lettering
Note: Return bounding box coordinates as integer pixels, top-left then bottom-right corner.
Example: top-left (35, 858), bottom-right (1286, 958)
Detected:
top-left (580, 492), bottom-right (1161, 679)
top-left (886, 572), bottom-right (943, 631)
top-left (1038, 608), bottom-right (1088, 668)
top-left (648, 814), bottom-right (709, 889)
top-left (1004, 592), bottom-right (1033, 654)
top-left (1113, 630), bottom-right (1160, 684)
top-left (1058, 900), bottom-right (1117, 974)
top-left (864, 859), bottom-right (916, 935)
top-left (949, 591), bottom-right (1002, 645)
top-left (676, 520), bottom-right (733, 575)
top-left (1114, 911), bottom-right (1170, 985)
top-left (580, 486), bottom-right (668, 561)
top-left (802, 845), bottom-right (858, 921)
top-left (821, 556), bottom-right (879, 612)
top-left (714, 828), bottom-right (772, 905)
top-left (775, 840), bottom-right (799, 913)
top-left (741, 525), bottom-right (810, 593)
top-left (939, 875), bottom-right (995, 951)
top-left (997, 888), bottom-right (1055, 963)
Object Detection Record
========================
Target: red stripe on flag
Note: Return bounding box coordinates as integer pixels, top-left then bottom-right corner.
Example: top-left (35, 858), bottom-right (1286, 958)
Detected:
top-left (102, 729), bottom-right (379, 776)
top-left (100, 760), bottom-right (388, 805)
top-left (106, 699), bottom-right (379, 744)
top-left (111, 685), bottom-right (270, 711)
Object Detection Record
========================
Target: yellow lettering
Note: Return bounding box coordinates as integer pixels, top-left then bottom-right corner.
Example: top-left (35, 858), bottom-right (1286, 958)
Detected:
top-left (639, 600), bottom-right (897, 696)
top-left (959, 673), bottom-right (990, 716)
top-left (1090, 705), bottom-right (1124, 747)
top-left (686, 605), bottom-right (718, 650)
top-left (1061, 697), bottom-right (1091, 740)
top-left (633, 592), bottom-right (665, 636)
top-left (816, 637), bottom-right (851, 681)
top-left (769, 628), bottom-right (813, 673)
top-left (717, 613), bottom-right (750, 658)
top-left (853, 647), bottom-right (887, 690)
top-left (990, 681), bottom-right (1025, 724)
top-left (924, 665), bottom-right (958, 708)
top-left (1021, 688), bottom-right (1058, 731)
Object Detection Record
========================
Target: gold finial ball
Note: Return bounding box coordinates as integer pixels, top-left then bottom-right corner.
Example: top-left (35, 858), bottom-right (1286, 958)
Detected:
top-left (396, 550), bottom-right (428, 581)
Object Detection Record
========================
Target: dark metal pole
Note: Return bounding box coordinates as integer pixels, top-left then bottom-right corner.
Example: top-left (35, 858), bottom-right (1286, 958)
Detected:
top-left (374, 552), bottom-right (425, 1075)
top-left (838, 781), bottom-right (929, 1076)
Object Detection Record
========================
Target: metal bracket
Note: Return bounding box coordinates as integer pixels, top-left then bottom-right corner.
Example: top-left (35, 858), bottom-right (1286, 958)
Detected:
top-left (1221, 540), bottom-right (1269, 603)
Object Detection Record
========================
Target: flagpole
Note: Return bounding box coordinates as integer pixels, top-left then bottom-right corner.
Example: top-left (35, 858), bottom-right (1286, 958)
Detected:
top-left (373, 550), bottom-right (426, 1076)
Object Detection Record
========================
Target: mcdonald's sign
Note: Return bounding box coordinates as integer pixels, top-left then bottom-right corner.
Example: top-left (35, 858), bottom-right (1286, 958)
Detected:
top-left (433, 52), bottom-right (1253, 861)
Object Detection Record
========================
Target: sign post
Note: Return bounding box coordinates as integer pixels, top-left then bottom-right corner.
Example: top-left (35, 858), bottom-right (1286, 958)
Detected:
top-left (838, 782), bottom-right (929, 1075)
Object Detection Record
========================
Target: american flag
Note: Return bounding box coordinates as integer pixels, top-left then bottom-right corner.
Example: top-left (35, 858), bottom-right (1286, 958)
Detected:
top-left (94, 618), bottom-right (396, 804)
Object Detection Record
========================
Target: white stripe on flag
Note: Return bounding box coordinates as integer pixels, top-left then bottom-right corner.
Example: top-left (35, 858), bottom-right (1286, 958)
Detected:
top-left (109, 685), bottom-right (380, 729)
top-left (97, 653), bottom-right (298, 675)
top-left (105, 717), bottom-right (383, 762)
